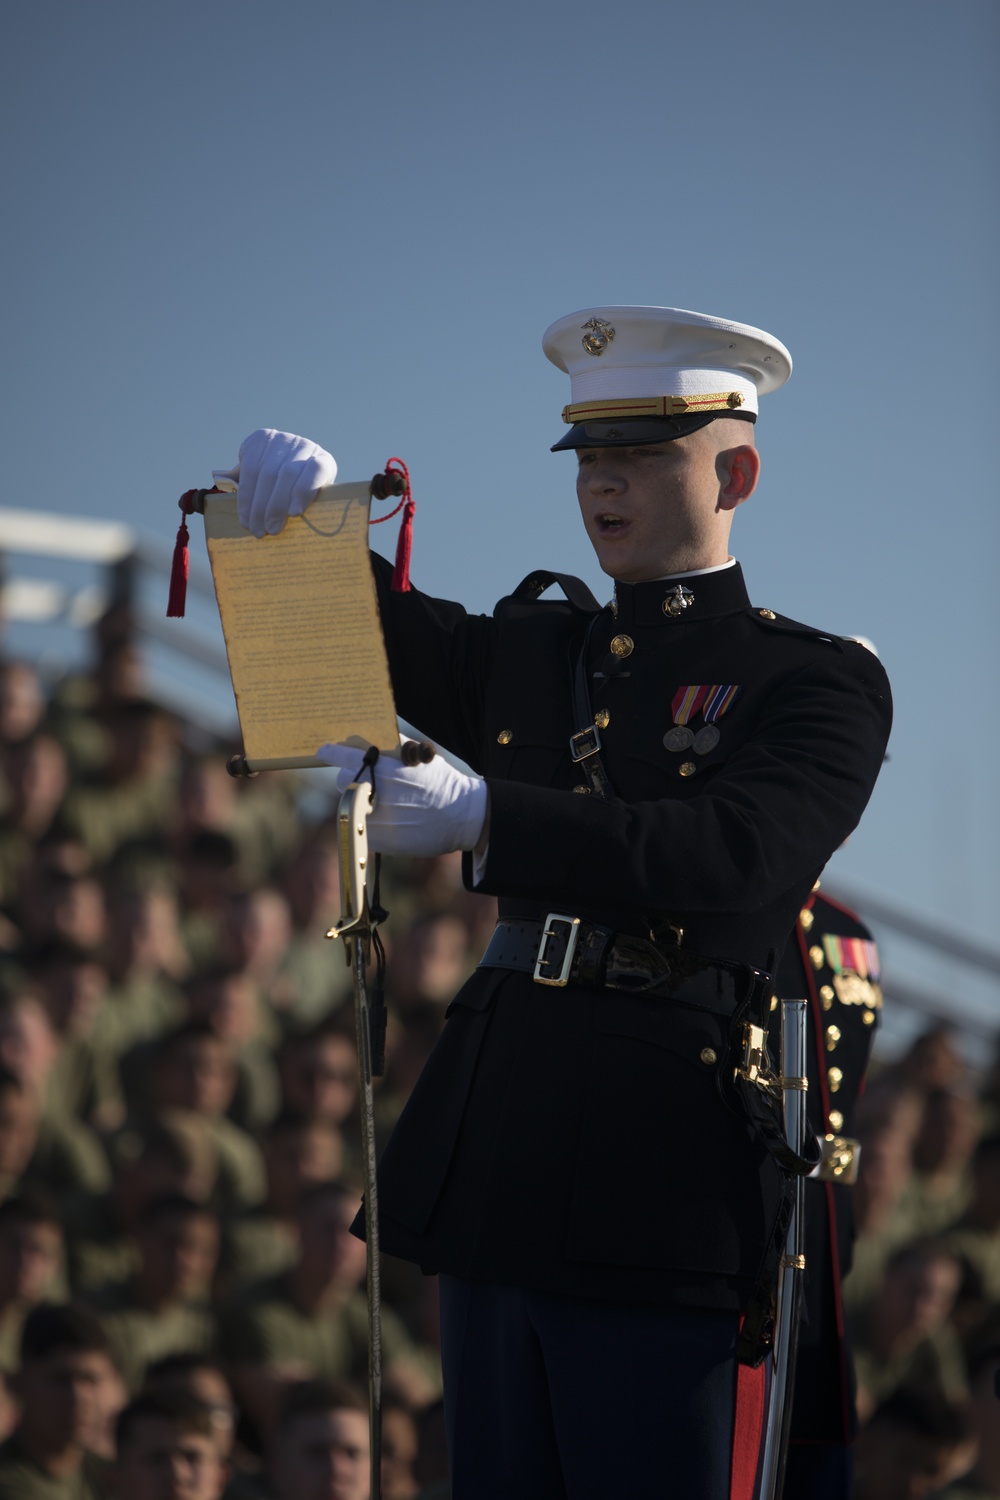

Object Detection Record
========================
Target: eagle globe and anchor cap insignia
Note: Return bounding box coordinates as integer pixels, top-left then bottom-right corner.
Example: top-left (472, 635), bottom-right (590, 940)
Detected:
top-left (581, 317), bottom-right (616, 356)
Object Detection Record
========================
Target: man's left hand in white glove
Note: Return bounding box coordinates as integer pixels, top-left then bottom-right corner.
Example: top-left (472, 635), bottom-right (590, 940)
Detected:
top-left (316, 741), bottom-right (490, 859)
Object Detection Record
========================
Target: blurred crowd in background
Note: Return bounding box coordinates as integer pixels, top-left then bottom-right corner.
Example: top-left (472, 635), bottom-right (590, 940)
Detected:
top-left (0, 607), bottom-right (483, 1498)
top-left (0, 609), bottom-right (998, 1498)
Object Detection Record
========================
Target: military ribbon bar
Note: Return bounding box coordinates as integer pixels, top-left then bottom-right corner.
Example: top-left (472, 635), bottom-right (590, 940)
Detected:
top-left (671, 685), bottom-right (743, 726)
top-left (822, 935), bottom-right (881, 981)
top-left (702, 685), bottom-right (743, 723)
top-left (671, 685), bottom-right (710, 725)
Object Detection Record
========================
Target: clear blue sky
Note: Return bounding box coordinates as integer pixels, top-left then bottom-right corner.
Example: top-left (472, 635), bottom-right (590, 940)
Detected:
top-left (2, 1), bottom-right (998, 1004)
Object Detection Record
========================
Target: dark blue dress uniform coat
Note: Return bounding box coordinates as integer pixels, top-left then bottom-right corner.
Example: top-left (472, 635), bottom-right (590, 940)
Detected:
top-left (775, 892), bottom-right (881, 1449)
top-left (365, 552), bottom-right (891, 1317)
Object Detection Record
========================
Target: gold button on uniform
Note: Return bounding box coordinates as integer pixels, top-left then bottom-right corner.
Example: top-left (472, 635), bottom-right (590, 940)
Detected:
top-left (700, 1048), bottom-right (718, 1066)
top-left (679, 761), bottom-right (697, 778)
top-left (769, 994), bottom-right (778, 1012)
top-left (497, 729), bottom-right (513, 745)
top-left (610, 634), bottom-right (634, 658)
top-left (825, 1025), bottom-right (841, 1052)
top-left (572, 785), bottom-right (591, 795)
top-left (758, 608), bottom-right (776, 620)
top-left (828, 1067), bottom-right (843, 1093)
top-left (594, 709), bottom-right (610, 729)
top-left (809, 945), bottom-right (825, 970)
top-left (862, 1008), bottom-right (875, 1025)
top-left (828, 1109), bottom-right (844, 1132)
top-left (800, 908), bottom-right (814, 932)
top-left (819, 984), bottom-right (835, 1008)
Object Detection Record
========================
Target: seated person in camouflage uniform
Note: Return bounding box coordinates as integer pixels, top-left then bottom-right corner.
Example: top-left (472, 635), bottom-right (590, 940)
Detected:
top-left (0, 733), bottom-right (70, 914)
top-left (68, 1113), bottom-right (218, 1292)
top-left (276, 1020), bottom-right (358, 1140)
top-left (184, 968), bottom-right (280, 1137)
top-left (62, 699), bottom-right (180, 870)
top-left (937, 1337), bottom-right (1000, 1500)
top-left (141, 1354), bottom-right (241, 1472)
top-left (27, 942), bottom-right (123, 1135)
top-left (941, 1132), bottom-right (1000, 1303)
top-left (0, 1192), bottom-right (64, 1377)
top-left (0, 1068), bottom-right (109, 1214)
top-left (254, 1378), bottom-right (369, 1500)
top-left (278, 836), bottom-right (353, 1032)
top-left (86, 1194), bottom-right (219, 1395)
top-left (15, 838), bottom-right (105, 957)
top-left (849, 1239), bottom-right (968, 1422)
top-left (219, 1113), bottom-right (344, 1294)
top-left (109, 1389), bottom-right (227, 1500)
top-left (0, 989), bottom-right (112, 1196)
top-left (0, 1302), bottom-right (121, 1498)
top-left (89, 884), bottom-right (187, 1064)
top-left (147, 1023), bottom-right (266, 1215)
top-left (0, 988), bottom-right (113, 1199)
top-left (219, 1181), bottom-right (436, 1436)
top-left (853, 1387), bottom-right (976, 1500)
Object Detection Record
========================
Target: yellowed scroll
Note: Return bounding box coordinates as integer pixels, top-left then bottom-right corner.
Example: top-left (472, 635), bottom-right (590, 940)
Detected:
top-left (203, 485), bottom-right (399, 771)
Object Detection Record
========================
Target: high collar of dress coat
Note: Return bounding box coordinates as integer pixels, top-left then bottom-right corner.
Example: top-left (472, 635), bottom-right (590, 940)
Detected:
top-left (610, 560), bottom-right (751, 628)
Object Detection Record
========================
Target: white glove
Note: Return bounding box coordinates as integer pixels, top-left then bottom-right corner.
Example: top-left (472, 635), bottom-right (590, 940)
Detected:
top-left (316, 741), bottom-right (488, 857)
top-left (213, 429), bottom-right (338, 538)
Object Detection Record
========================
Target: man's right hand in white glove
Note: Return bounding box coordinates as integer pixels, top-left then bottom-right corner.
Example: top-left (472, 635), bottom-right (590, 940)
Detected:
top-left (213, 429), bottom-right (338, 538)
top-left (316, 741), bottom-right (490, 859)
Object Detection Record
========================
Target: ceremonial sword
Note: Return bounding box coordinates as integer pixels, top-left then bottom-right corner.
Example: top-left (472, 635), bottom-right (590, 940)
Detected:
top-left (758, 997), bottom-right (808, 1500)
top-left (326, 741), bottom-right (433, 1500)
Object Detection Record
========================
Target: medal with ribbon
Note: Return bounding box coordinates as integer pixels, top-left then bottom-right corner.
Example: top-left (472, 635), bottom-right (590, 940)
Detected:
top-left (664, 684), bottom-right (743, 753)
top-left (822, 934), bottom-right (883, 1009)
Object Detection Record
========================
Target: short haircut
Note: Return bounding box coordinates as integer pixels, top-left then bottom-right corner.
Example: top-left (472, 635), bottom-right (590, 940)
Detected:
top-left (138, 1193), bottom-right (216, 1232)
top-left (277, 1377), bottom-right (366, 1434)
top-left (155, 1020), bottom-right (228, 1061)
top-left (973, 1132), bottom-right (1000, 1168)
top-left (136, 1115), bottom-right (215, 1176)
top-left (144, 1352), bottom-right (228, 1386)
top-left (866, 1386), bottom-right (971, 1445)
top-left (282, 1012), bottom-right (356, 1053)
top-left (116, 1390), bottom-right (216, 1453)
top-left (0, 1069), bottom-right (26, 1103)
top-left (298, 1180), bottom-right (351, 1218)
top-left (885, 1239), bottom-right (961, 1276)
top-left (967, 1340), bottom-right (1000, 1386)
top-left (0, 1189), bottom-right (61, 1234)
top-left (20, 1302), bottom-right (110, 1365)
top-left (187, 831), bottom-right (238, 869)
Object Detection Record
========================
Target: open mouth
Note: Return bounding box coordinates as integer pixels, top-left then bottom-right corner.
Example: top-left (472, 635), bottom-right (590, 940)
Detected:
top-left (595, 513), bottom-right (629, 534)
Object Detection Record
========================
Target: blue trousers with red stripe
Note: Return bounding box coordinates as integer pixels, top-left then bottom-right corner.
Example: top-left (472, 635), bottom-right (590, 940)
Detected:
top-left (439, 1275), bottom-right (768, 1500)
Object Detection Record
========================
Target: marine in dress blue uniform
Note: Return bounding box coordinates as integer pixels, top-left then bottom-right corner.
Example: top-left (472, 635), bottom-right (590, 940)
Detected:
top-left (230, 307), bottom-right (893, 1499)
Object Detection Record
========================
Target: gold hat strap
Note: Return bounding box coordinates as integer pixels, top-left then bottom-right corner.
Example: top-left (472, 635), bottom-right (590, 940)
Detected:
top-left (562, 391), bottom-right (745, 423)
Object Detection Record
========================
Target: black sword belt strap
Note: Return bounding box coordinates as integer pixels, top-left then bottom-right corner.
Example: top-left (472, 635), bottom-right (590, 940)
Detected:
top-left (512, 569), bottom-right (615, 800)
top-left (512, 570), bottom-right (603, 612)
top-left (569, 613), bottom-right (616, 801)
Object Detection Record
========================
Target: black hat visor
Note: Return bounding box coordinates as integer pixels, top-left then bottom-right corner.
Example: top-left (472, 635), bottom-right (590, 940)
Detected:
top-left (550, 410), bottom-right (755, 452)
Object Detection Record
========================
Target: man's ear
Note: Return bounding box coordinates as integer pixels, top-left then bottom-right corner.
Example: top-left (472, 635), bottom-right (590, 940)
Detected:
top-left (717, 445), bottom-right (761, 512)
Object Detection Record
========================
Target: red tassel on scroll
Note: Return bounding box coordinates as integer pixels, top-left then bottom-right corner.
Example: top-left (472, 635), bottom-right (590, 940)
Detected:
top-left (166, 486), bottom-right (223, 618)
top-left (370, 457), bottom-right (415, 593)
top-left (166, 490), bottom-right (199, 618)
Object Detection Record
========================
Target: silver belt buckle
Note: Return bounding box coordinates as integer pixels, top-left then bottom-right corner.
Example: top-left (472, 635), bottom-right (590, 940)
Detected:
top-left (534, 913), bottom-right (582, 987)
top-left (569, 726), bottom-right (601, 762)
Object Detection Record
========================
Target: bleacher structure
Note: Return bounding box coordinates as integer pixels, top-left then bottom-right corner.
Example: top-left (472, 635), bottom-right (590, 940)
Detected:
top-left (3, 503), bottom-right (998, 1066)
